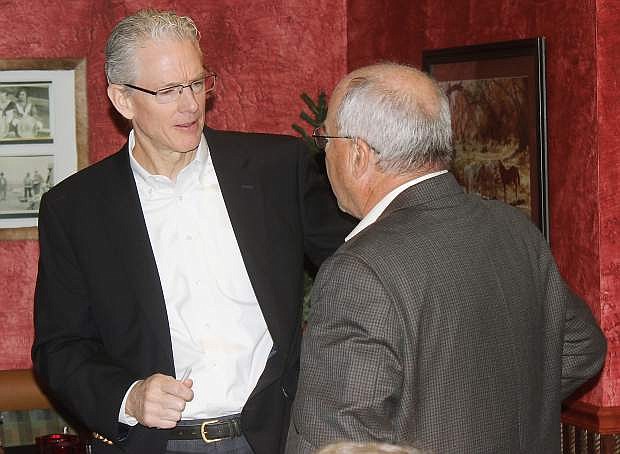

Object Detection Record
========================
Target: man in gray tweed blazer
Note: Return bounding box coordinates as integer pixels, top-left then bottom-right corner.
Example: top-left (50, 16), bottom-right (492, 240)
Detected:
top-left (285, 63), bottom-right (606, 454)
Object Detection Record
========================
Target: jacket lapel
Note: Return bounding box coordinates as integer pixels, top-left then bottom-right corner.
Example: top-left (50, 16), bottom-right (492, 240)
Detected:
top-left (96, 146), bottom-right (174, 373)
top-left (205, 129), bottom-right (283, 347)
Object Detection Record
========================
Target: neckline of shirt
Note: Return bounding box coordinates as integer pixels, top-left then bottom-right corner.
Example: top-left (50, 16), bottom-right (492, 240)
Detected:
top-left (345, 170), bottom-right (448, 242)
top-left (128, 130), bottom-right (215, 194)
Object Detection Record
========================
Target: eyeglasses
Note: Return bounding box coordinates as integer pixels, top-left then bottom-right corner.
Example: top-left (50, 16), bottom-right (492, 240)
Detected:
top-left (122, 73), bottom-right (217, 104)
top-left (312, 127), bottom-right (353, 150)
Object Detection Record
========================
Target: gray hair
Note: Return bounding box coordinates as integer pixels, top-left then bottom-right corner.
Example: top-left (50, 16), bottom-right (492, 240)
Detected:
top-left (105, 9), bottom-right (201, 84)
top-left (317, 441), bottom-right (431, 454)
top-left (336, 63), bottom-right (453, 173)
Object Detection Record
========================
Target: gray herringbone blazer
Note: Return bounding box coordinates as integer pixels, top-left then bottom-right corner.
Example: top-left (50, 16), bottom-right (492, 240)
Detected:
top-left (286, 173), bottom-right (606, 454)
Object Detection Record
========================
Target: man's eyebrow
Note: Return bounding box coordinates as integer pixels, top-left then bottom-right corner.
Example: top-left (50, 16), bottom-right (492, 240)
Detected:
top-left (157, 71), bottom-right (209, 89)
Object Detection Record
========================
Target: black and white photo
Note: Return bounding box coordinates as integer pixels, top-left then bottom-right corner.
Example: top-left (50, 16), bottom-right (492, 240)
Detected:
top-left (0, 82), bottom-right (53, 144)
top-left (0, 154), bottom-right (54, 218)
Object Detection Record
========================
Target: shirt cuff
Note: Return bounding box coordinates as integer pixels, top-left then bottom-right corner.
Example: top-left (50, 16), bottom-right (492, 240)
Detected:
top-left (118, 381), bottom-right (140, 426)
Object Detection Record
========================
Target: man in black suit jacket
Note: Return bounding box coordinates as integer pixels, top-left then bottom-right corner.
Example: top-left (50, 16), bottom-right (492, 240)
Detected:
top-left (32, 9), bottom-right (351, 454)
top-left (286, 63), bottom-right (606, 453)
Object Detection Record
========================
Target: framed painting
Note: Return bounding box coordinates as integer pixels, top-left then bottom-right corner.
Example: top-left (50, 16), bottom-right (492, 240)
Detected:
top-left (423, 38), bottom-right (549, 240)
top-left (0, 58), bottom-right (88, 240)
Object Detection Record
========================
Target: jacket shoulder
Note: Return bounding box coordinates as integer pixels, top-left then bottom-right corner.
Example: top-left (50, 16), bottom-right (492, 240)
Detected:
top-left (207, 128), bottom-right (307, 157)
top-left (208, 128), bottom-right (300, 145)
top-left (43, 147), bottom-right (127, 204)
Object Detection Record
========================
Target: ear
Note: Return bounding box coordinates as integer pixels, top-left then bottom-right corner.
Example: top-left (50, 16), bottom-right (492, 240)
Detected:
top-left (107, 84), bottom-right (135, 120)
top-left (349, 138), bottom-right (374, 179)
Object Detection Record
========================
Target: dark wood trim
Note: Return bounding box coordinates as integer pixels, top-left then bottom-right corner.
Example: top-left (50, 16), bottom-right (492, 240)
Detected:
top-left (0, 368), bottom-right (51, 411)
top-left (562, 400), bottom-right (620, 434)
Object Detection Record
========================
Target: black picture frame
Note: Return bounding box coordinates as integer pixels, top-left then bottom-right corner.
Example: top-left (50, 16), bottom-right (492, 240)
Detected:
top-left (423, 38), bottom-right (549, 241)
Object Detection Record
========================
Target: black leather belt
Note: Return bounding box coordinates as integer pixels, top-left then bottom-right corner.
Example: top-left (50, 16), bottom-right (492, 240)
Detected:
top-left (169, 417), bottom-right (243, 443)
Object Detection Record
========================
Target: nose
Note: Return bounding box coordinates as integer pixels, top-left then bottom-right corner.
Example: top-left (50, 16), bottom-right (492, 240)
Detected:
top-left (177, 85), bottom-right (200, 113)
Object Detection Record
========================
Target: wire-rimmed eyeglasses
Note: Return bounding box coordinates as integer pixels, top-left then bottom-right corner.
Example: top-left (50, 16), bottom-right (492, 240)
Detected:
top-left (312, 127), bottom-right (353, 150)
top-left (123, 73), bottom-right (217, 104)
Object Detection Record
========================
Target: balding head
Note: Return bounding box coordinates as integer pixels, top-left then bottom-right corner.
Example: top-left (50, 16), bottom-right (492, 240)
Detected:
top-left (327, 63), bottom-right (453, 174)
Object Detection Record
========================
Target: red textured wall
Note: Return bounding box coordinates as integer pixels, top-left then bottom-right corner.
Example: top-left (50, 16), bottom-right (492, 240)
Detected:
top-left (597, 0), bottom-right (620, 407)
top-left (0, 0), bottom-right (347, 370)
top-left (0, 0), bottom-right (94, 370)
top-left (347, 0), bottom-right (615, 406)
top-left (346, 0), bottom-right (423, 71)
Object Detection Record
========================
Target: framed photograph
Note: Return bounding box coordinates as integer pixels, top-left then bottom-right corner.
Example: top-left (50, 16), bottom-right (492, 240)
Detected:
top-left (0, 82), bottom-right (53, 144)
top-left (423, 38), bottom-right (549, 240)
top-left (0, 59), bottom-right (88, 240)
top-left (0, 155), bottom-right (54, 217)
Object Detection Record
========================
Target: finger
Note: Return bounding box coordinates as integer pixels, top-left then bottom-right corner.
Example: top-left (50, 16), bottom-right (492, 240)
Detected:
top-left (148, 413), bottom-right (180, 430)
top-left (162, 379), bottom-right (194, 402)
top-left (156, 419), bottom-right (178, 430)
top-left (180, 379), bottom-right (194, 401)
top-left (159, 407), bottom-right (185, 423)
top-left (141, 399), bottom-right (184, 428)
top-left (162, 395), bottom-right (188, 413)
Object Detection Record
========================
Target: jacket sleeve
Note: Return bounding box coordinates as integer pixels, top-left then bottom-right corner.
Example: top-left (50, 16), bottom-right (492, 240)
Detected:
top-left (559, 278), bottom-right (607, 399)
top-left (32, 193), bottom-right (135, 443)
top-left (297, 143), bottom-right (355, 267)
top-left (286, 253), bottom-right (402, 452)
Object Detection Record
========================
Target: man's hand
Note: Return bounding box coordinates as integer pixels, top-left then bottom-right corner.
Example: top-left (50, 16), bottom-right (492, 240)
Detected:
top-left (125, 373), bottom-right (194, 429)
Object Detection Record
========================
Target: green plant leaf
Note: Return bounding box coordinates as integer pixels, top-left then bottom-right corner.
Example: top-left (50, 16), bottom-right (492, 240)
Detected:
top-left (300, 111), bottom-right (321, 128)
top-left (292, 91), bottom-right (328, 156)
top-left (301, 93), bottom-right (321, 116)
top-left (292, 123), bottom-right (308, 137)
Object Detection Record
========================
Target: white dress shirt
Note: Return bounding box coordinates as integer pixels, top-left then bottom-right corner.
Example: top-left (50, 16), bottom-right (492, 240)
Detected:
top-left (119, 131), bottom-right (273, 423)
top-left (345, 170), bottom-right (448, 242)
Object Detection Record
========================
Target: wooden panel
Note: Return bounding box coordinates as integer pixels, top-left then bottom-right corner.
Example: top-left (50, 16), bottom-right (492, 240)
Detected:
top-left (0, 368), bottom-right (51, 411)
top-left (563, 400), bottom-right (620, 434)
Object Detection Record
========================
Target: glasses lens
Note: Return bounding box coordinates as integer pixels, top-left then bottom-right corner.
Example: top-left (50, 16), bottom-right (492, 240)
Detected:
top-left (190, 78), bottom-right (206, 94)
top-left (155, 86), bottom-right (183, 104)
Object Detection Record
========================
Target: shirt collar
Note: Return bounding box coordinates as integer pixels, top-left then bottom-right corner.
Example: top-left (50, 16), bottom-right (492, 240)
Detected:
top-left (345, 170), bottom-right (448, 242)
top-left (128, 130), bottom-right (214, 192)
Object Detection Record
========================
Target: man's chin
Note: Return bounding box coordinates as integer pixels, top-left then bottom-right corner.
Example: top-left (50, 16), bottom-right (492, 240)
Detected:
top-left (180, 143), bottom-right (200, 154)
top-left (179, 132), bottom-right (203, 154)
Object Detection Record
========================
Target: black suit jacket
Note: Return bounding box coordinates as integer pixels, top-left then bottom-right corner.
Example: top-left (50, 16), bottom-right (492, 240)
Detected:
top-left (32, 128), bottom-right (353, 454)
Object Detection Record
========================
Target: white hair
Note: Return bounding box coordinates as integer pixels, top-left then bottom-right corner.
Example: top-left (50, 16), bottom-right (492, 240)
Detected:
top-left (105, 9), bottom-right (201, 84)
top-left (336, 63), bottom-right (453, 173)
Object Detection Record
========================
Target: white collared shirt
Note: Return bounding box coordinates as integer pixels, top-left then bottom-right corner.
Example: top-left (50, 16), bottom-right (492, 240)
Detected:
top-left (120, 131), bottom-right (273, 423)
top-left (345, 170), bottom-right (448, 242)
